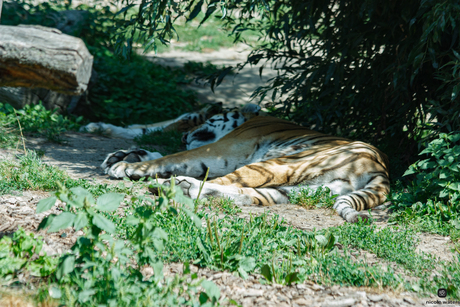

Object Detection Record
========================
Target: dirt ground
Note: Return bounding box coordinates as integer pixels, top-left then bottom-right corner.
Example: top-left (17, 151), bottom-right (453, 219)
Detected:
top-left (0, 49), bottom-right (456, 306)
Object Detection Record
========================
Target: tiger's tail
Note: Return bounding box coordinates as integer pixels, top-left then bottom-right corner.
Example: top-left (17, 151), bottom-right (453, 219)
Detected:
top-left (333, 173), bottom-right (390, 223)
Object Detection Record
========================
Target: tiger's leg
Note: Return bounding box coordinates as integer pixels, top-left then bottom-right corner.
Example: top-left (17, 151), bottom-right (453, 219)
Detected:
top-left (171, 174), bottom-right (388, 223)
top-left (103, 137), bottom-right (258, 180)
top-left (332, 174), bottom-right (389, 223)
top-left (171, 155), bottom-right (389, 223)
top-left (168, 176), bottom-right (291, 206)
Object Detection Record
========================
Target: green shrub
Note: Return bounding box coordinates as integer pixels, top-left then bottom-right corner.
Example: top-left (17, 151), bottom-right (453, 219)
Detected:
top-left (391, 133), bottom-right (460, 214)
top-left (389, 132), bottom-right (460, 234)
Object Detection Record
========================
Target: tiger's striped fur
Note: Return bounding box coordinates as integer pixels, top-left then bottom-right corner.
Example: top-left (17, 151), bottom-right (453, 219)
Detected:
top-left (103, 116), bottom-right (390, 223)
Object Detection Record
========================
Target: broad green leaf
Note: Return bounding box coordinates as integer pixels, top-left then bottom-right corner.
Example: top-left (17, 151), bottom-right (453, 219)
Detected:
top-left (237, 266), bottom-right (249, 279)
top-left (37, 214), bottom-right (56, 231)
top-left (449, 182), bottom-right (460, 191)
top-left (153, 260), bottom-right (163, 279)
top-left (439, 190), bottom-right (449, 198)
top-left (403, 167), bottom-right (417, 176)
top-left (74, 212), bottom-right (89, 231)
top-left (49, 286), bottom-right (62, 299)
top-left (36, 197), bottom-right (57, 213)
top-left (56, 255), bottom-right (75, 280)
top-left (153, 227), bottom-right (168, 241)
top-left (196, 237), bottom-right (211, 263)
top-left (260, 264), bottom-right (272, 282)
top-left (284, 272), bottom-right (300, 285)
top-left (315, 235), bottom-right (327, 247)
top-left (201, 280), bottom-right (220, 301)
top-left (95, 193), bottom-right (124, 212)
top-left (78, 289), bottom-right (96, 303)
top-left (183, 208), bottom-right (202, 228)
top-left (126, 215), bottom-right (140, 225)
top-left (111, 268), bottom-right (121, 281)
top-left (63, 187), bottom-right (95, 207)
top-left (93, 214), bottom-right (116, 233)
top-left (153, 239), bottom-right (164, 253)
top-left (239, 256), bottom-right (256, 272)
top-left (175, 193), bottom-right (194, 209)
top-left (47, 212), bottom-right (76, 233)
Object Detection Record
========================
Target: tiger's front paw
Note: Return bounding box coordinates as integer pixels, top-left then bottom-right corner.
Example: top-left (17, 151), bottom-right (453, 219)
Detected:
top-left (101, 149), bottom-right (162, 174)
top-left (106, 161), bottom-right (150, 180)
top-left (101, 150), bottom-right (132, 172)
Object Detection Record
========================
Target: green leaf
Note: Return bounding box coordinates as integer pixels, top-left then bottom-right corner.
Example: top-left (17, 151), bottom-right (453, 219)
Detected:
top-left (175, 193), bottom-right (194, 209)
top-left (93, 214), bottom-right (116, 233)
top-left (448, 183), bottom-right (460, 191)
top-left (403, 167), bottom-right (417, 176)
top-left (183, 208), bottom-right (202, 228)
top-left (315, 235), bottom-right (327, 247)
top-left (238, 266), bottom-right (249, 279)
top-left (126, 215), bottom-right (140, 225)
top-left (153, 261), bottom-right (163, 280)
top-left (56, 255), bottom-right (75, 280)
top-left (95, 193), bottom-right (124, 212)
top-left (37, 214), bottom-right (56, 231)
top-left (201, 280), bottom-right (220, 301)
top-left (78, 289), bottom-right (96, 303)
top-left (47, 212), bottom-right (76, 233)
top-left (239, 256), bottom-right (256, 272)
top-left (153, 227), bottom-right (168, 241)
top-left (49, 286), bottom-right (61, 299)
top-left (284, 272), bottom-right (300, 285)
top-left (74, 212), bottom-right (89, 231)
top-left (66, 187), bottom-right (95, 207)
top-left (153, 239), bottom-right (164, 253)
top-left (36, 197), bottom-right (57, 214)
top-left (111, 268), bottom-right (121, 281)
top-left (196, 237), bottom-right (211, 263)
top-left (260, 264), bottom-right (273, 282)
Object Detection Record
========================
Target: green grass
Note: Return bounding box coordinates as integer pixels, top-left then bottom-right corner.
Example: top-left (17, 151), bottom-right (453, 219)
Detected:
top-left (0, 150), bottom-right (146, 197)
top-left (0, 103), bottom-right (81, 146)
top-left (289, 185), bottom-right (337, 209)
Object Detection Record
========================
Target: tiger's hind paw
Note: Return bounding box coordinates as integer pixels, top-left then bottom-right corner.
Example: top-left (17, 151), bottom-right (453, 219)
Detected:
top-left (160, 176), bottom-right (201, 198)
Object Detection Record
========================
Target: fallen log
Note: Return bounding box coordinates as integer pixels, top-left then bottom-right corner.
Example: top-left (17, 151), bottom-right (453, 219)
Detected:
top-left (0, 24), bottom-right (93, 95)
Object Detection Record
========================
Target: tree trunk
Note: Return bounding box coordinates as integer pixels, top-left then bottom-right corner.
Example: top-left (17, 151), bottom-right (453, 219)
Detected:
top-left (0, 24), bottom-right (93, 95)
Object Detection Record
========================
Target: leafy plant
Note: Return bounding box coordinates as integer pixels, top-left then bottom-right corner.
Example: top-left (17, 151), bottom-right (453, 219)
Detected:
top-left (390, 132), bottom-right (460, 229)
top-left (34, 182), bottom-right (219, 306)
top-left (289, 186), bottom-right (337, 209)
top-left (0, 103), bottom-right (82, 144)
top-left (0, 227), bottom-right (58, 282)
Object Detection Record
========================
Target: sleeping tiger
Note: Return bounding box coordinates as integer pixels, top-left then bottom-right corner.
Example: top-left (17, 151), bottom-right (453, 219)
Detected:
top-left (99, 105), bottom-right (390, 223)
